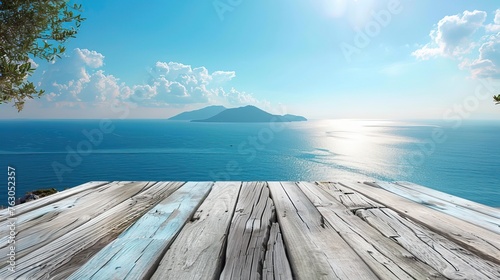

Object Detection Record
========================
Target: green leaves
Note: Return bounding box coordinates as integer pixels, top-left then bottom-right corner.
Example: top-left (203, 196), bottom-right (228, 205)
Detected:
top-left (20, 62), bottom-right (31, 73)
top-left (494, 95), bottom-right (500, 105)
top-left (0, 0), bottom-right (86, 111)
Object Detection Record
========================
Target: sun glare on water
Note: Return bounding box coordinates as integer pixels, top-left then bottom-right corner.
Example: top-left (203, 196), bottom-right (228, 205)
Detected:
top-left (311, 119), bottom-right (411, 178)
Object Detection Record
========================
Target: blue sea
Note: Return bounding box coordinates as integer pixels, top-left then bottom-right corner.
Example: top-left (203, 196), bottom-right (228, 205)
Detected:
top-left (1, 119), bottom-right (499, 207)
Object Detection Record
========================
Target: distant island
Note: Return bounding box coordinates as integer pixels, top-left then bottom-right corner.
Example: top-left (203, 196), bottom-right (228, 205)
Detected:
top-left (167, 105), bottom-right (227, 121)
top-left (168, 105), bottom-right (307, 123)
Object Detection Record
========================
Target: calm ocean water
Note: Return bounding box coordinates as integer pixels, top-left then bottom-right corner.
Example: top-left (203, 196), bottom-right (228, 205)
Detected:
top-left (1, 119), bottom-right (499, 207)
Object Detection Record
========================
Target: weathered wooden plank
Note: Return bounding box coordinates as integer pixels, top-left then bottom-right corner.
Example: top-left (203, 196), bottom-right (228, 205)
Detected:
top-left (299, 182), bottom-right (445, 280)
top-left (356, 209), bottom-right (400, 238)
top-left (363, 208), bottom-right (500, 279)
top-left (268, 181), bottom-right (377, 280)
top-left (150, 182), bottom-right (242, 280)
top-left (318, 182), bottom-right (383, 211)
top-left (3, 180), bottom-right (498, 280)
top-left (374, 181), bottom-right (500, 234)
top-left (0, 181), bottom-right (109, 222)
top-left (68, 181), bottom-right (213, 280)
top-left (220, 182), bottom-right (275, 280)
top-left (315, 181), bottom-right (343, 200)
top-left (340, 181), bottom-right (500, 265)
top-left (0, 181), bottom-right (185, 280)
top-left (0, 181), bottom-right (146, 262)
top-left (394, 181), bottom-right (500, 219)
top-left (262, 222), bottom-right (293, 280)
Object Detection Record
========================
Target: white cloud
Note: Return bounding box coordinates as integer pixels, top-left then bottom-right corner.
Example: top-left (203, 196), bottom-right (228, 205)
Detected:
top-left (413, 10), bottom-right (500, 80)
top-left (75, 49), bottom-right (105, 68)
top-left (41, 50), bottom-right (88, 84)
top-left (460, 32), bottom-right (500, 78)
top-left (35, 49), bottom-right (266, 108)
top-left (78, 71), bottom-right (122, 102)
top-left (215, 87), bottom-right (258, 105)
top-left (413, 10), bottom-right (486, 59)
top-left (193, 67), bottom-right (211, 84)
top-left (485, 9), bottom-right (500, 32)
top-left (126, 61), bottom-right (246, 106)
top-left (212, 71), bottom-right (236, 83)
top-left (38, 48), bottom-right (127, 105)
top-left (152, 80), bottom-right (193, 104)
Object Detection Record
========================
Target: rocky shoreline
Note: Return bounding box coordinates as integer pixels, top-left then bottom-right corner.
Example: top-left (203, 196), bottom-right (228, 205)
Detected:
top-left (17, 188), bottom-right (58, 204)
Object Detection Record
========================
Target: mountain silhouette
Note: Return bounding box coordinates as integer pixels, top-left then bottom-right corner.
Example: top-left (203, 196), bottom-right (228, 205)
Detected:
top-left (168, 105), bottom-right (227, 120)
top-left (191, 105), bottom-right (307, 123)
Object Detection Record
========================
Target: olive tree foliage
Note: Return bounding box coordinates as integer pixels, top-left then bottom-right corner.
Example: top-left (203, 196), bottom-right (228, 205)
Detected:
top-left (0, 0), bottom-right (85, 111)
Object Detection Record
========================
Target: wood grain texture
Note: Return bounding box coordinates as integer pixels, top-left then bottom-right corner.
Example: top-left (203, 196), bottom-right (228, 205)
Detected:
top-left (363, 208), bottom-right (500, 279)
top-left (0, 181), bottom-right (144, 262)
top-left (220, 182), bottom-right (275, 280)
top-left (67, 181), bottom-right (213, 280)
top-left (340, 181), bottom-right (500, 265)
top-left (3, 181), bottom-right (498, 279)
top-left (374, 181), bottom-right (500, 233)
top-left (262, 222), bottom-right (293, 280)
top-left (0, 181), bottom-right (109, 222)
top-left (299, 182), bottom-right (445, 280)
top-left (150, 182), bottom-right (242, 280)
top-left (0, 181), bottom-right (184, 280)
top-left (268, 181), bottom-right (377, 280)
top-left (318, 182), bottom-right (383, 211)
top-left (394, 181), bottom-right (500, 220)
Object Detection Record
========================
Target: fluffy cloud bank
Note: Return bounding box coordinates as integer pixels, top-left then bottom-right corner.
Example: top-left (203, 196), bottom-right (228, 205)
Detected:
top-left (413, 10), bottom-right (500, 79)
top-left (412, 10), bottom-right (486, 59)
top-left (485, 10), bottom-right (500, 32)
top-left (37, 48), bottom-right (261, 108)
top-left (460, 33), bottom-right (500, 78)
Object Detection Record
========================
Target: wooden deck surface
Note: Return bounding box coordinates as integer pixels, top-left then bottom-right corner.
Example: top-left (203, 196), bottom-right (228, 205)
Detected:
top-left (1, 181), bottom-right (499, 280)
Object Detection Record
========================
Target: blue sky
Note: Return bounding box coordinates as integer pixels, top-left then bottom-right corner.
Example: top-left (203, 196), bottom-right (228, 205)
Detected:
top-left (2, 0), bottom-right (500, 119)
